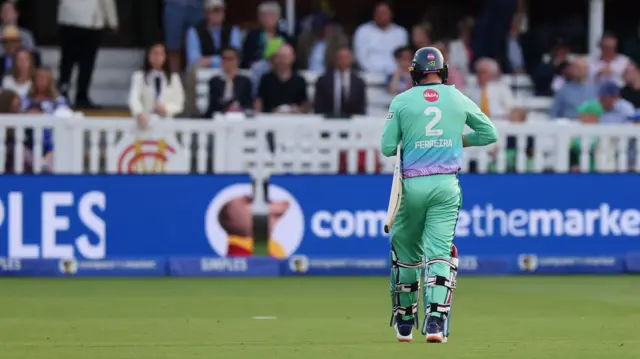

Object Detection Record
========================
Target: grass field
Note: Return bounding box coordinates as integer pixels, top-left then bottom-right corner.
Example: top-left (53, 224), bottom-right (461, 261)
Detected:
top-left (1, 276), bottom-right (639, 359)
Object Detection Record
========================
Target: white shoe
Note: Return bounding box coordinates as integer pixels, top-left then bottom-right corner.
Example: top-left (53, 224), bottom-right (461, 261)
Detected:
top-left (426, 331), bottom-right (444, 343)
top-left (394, 323), bottom-right (413, 342)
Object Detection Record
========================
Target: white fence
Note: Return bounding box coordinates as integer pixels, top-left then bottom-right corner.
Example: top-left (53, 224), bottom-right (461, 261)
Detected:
top-left (1, 114), bottom-right (639, 175)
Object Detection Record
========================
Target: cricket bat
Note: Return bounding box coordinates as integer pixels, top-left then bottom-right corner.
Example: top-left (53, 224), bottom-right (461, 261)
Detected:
top-left (384, 144), bottom-right (403, 233)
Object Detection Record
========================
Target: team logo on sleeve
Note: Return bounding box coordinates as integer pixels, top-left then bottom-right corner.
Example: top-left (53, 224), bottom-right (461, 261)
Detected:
top-left (386, 112), bottom-right (394, 120)
top-left (423, 89), bottom-right (439, 102)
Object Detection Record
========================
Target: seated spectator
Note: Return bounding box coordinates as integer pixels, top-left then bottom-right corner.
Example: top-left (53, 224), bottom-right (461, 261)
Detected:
top-left (296, 12), bottom-right (348, 73)
top-left (186, 0), bottom-right (241, 69)
top-left (250, 37), bottom-right (284, 94)
top-left (255, 44), bottom-right (308, 113)
top-left (128, 42), bottom-right (185, 129)
top-left (314, 47), bottom-right (366, 117)
top-left (621, 63), bottom-right (640, 109)
top-left (386, 46), bottom-right (413, 95)
top-left (533, 37), bottom-right (572, 96)
top-left (2, 48), bottom-right (34, 97)
top-left (410, 21), bottom-right (432, 53)
top-left (465, 57), bottom-right (514, 120)
top-left (577, 81), bottom-right (635, 124)
top-left (353, 1), bottom-right (408, 74)
top-left (241, 1), bottom-right (292, 69)
top-left (549, 57), bottom-right (597, 120)
top-left (432, 40), bottom-right (465, 91)
top-left (0, 0), bottom-right (35, 56)
top-left (449, 16), bottom-right (473, 75)
top-left (164, 0), bottom-right (205, 72)
top-left (589, 33), bottom-right (630, 87)
top-left (22, 67), bottom-right (69, 113)
top-left (0, 25), bottom-right (40, 79)
top-left (204, 47), bottom-right (253, 118)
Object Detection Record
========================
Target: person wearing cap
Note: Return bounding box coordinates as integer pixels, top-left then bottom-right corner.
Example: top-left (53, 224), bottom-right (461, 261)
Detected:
top-left (549, 57), bottom-right (597, 119)
top-left (295, 12), bottom-right (348, 73)
top-left (577, 81), bottom-right (635, 124)
top-left (185, 0), bottom-right (241, 69)
top-left (241, 1), bottom-right (292, 69)
top-left (0, 25), bottom-right (40, 80)
top-left (57, 0), bottom-right (118, 109)
top-left (0, 1), bottom-right (35, 57)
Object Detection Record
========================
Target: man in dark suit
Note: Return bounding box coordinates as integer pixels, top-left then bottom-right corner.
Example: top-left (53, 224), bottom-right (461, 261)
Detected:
top-left (203, 47), bottom-right (253, 118)
top-left (314, 47), bottom-right (367, 117)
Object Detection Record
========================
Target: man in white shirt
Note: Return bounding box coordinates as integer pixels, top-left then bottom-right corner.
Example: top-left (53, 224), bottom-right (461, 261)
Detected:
top-left (57, 0), bottom-right (118, 109)
top-left (588, 33), bottom-right (630, 88)
top-left (464, 57), bottom-right (515, 120)
top-left (353, 1), bottom-right (408, 74)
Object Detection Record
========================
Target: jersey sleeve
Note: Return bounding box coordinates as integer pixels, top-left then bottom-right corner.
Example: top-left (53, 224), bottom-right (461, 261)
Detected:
top-left (460, 92), bottom-right (499, 147)
top-left (380, 96), bottom-right (403, 156)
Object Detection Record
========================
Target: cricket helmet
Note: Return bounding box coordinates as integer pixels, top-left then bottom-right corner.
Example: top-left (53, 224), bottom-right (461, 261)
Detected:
top-left (409, 47), bottom-right (448, 85)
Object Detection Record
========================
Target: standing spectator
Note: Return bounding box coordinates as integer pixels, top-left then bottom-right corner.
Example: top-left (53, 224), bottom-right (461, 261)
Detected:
top-left (410, 22), bottom-right (432, 53)
top-left (465, 57), bottom-right (514, 120)
top-left (23, 67), bottom-right (69, 113)
top-left (255, 44), bottom-right (308, 113)
top-left (589, 33), bottom-right (630, 88)
top-left (532, 37), bottom-right (572, 96)
top-left (432, 40), bottom-right (465, 91)
top-left (386, 46), bottom-right (413, 95)
top-left (0, 25), bottom-right (39, 79)
top-left (621, 63), bottom-right (640, 109)
top-left (186, 0), bottom-right (241, 69)
top-left (296, 12), bottom-right (348, 73)
top-left (2, 48), bottom-right (34, 97)
top-left (549, 57), bottom-right (597, 120)
top-left (314, 47), bottom-right (366, 117)
top-left (203, 47), bottom-right (253, 118)
top-left (241, 1), bottom-right (291, 69)
top-left (353, 1), bottom-right (408, 74)
top-left (449, 16), bottom-right (474, 74)
top-left (128, 42), bottom-right (185, 129)
top-left (164, 0), bottom-right (205, 72)
top-left (505, 13), bottom-right (525, 74)
top-left (471, 0), bottom-right (518, 67)
top-left (57, 0), bottom-right (118, 109)
top-left (0, 0), bottom-right (34, 56)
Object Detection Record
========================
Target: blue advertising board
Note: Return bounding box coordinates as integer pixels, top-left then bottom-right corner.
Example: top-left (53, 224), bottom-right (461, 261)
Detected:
top-left (270, 174), bottom-right (640, 258)
top-left (0, 174), bottom-right (638, 277)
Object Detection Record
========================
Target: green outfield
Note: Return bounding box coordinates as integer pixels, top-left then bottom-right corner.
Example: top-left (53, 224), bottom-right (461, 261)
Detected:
top-left (0, 276), bottom-right (639, 359)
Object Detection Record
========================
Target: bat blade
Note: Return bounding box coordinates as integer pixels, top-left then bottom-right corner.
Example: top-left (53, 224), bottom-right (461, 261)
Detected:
top-left (384, 144), bottom-right (403, 233)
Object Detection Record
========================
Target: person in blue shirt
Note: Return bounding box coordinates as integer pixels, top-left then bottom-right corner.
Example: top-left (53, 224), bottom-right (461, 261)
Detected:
top-left (185, 0), bottom-right (242, 69)
top-left (549, 57), bottom-right (598, 119)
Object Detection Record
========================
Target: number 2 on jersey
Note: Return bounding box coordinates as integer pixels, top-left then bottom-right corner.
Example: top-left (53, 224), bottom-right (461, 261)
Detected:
top-left (424, 107), bottom-right (443, 137)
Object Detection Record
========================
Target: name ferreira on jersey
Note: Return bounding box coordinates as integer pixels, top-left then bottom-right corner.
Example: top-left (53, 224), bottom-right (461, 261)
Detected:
top-left (414, 139), bottom-right (453, 149)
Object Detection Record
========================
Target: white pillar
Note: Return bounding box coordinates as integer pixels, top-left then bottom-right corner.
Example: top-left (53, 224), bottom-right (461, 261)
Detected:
top-left (286, 0), bottom-right (295, 36)
top-left (588, 0), bottom-right (604, 56)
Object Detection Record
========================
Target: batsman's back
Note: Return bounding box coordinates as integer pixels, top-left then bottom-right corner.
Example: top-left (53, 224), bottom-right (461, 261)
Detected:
top-left (389, 84), bottom-right (473, 175)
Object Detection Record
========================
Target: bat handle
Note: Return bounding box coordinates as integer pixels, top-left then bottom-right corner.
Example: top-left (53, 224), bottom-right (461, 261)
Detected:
top-left (384, 224), bottom-right (390, 234)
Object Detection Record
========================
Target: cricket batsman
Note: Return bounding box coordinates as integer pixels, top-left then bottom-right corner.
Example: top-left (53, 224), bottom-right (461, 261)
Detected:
top-left (381, 47), bottom-right (498, 343)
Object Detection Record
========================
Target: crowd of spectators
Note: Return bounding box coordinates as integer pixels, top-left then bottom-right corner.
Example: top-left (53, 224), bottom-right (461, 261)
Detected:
top-left (2, 0), bottom-right (640, 174)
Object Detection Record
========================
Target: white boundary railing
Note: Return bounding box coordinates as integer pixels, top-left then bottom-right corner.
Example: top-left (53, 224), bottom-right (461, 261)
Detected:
top-left (1, 114), bottom-right (639, 174)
